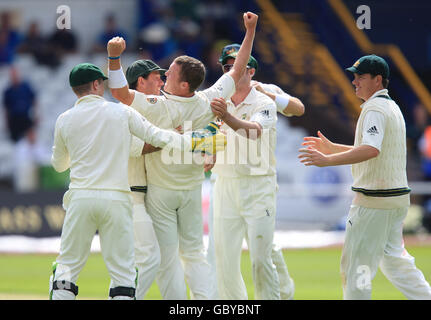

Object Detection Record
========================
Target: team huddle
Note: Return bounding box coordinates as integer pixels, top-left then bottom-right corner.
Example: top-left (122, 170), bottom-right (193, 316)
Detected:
top-left (48, 12), bottom-right (431, 300)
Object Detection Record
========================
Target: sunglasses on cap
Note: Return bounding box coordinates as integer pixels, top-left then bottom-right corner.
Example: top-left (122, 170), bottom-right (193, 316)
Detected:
top-left (222, 64), bottom-right (251, 73)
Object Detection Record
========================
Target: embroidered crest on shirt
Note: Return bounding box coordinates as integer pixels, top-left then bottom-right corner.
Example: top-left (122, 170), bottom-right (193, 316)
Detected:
top-left (147, 97), bottom-right (157, 104)
top-left (366, 126), bottom-right (379, 135)
top-left (241, 113), bottom-right (247, 120)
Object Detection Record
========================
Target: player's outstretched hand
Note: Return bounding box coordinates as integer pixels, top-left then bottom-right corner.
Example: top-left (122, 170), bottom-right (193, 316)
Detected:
top-left (251, 80), bottom-right (266, 94)
top-left (211, 97), bottom-right (228, 120)
top-left (192, 133), bottom-right (227, 155)
top-left (243, 12), bottom-right (258, 31)
top-left (107, 36), bottom-right (126, 57)
top-left (191, 122), bottom-right (226, 154)
top-left (298, 147), bottom-right (329, 167)
top-left (302, 131), bottom-right (334, 155)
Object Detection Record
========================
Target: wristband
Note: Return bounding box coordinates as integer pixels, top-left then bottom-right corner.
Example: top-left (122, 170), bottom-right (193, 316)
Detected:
top-left (108, 67), bottom-right (128, 88)
top-left (108, 56), bottom-right (120, 60)
top-left (275, 94), bottom-right (291, 114)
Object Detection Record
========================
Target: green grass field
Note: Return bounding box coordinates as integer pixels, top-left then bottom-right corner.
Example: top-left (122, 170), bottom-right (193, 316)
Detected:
top-left (1, 245), bottom-right (430, 300)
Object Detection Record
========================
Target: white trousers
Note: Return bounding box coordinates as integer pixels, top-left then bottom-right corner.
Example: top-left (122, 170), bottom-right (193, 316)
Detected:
top-left (132, 190), bottom-right (161, 300)
top-left (207, 177), bottom-right (294, 300)
top-left (51, 189), bottom-right (136, 300)
top-left (341, 205), bottom-right (431, 300)
top-left (145, 184), bottom-right (210, 300)
top-left (214, 175), bottom-right (280, 300)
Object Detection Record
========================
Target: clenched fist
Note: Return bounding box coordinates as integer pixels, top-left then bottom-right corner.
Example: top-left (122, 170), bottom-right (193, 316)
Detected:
top-left (107, 36), bottom-right (126, 57)
top-left (243, 12), bottom-right (258, 31)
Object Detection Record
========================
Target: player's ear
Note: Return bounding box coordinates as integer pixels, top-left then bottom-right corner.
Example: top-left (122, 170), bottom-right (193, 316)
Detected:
top-left (180, 81), bottom-right (190, 93)
top-left (137, 76), bottom-right (145, 89)
top-left (249, 68), bottom-right (256, 78)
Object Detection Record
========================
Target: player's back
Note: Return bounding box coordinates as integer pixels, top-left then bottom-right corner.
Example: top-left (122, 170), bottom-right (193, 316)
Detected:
top-left (58, 94), bottom-right (132, 192)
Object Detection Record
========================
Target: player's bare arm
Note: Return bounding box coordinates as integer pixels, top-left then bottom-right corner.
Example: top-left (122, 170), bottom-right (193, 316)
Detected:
top-left (252, 81), bottom-right (305, 117)
top-left (107, 36), bottom-right (135, 105)
top-left (302, 131), bottom-right (353, 155)
top-left (228, 12), bottom-right (258, 85)
top-left (211, 97), bottom-right (262, 139)
top-left (298, 144), bottom-right (379, 167)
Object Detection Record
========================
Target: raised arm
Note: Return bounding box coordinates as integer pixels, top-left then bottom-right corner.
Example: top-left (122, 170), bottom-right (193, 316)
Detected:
top-left (227, 12), bottom-right (258, 85)
top-left (107, 37), bottom-right (135, 105)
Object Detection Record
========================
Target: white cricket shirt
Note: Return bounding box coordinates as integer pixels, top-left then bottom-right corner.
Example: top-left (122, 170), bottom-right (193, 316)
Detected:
top-left (130, 73), bottom-right (236, 190)
top-left (51, 94), bottom-right (188, 192)
top-left (212, 87), bottom-right (278, 178)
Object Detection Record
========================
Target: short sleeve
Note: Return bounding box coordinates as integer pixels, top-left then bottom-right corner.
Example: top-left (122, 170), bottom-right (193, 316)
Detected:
top-left (249, 100), bottom-right (277, 130)
top-left (361, 110), bottom-right (386, 151)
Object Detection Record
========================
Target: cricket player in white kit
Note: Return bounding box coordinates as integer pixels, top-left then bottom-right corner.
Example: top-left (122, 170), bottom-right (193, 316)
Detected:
top-left (106, 12), bottom-right (259, 300)
top-left (205, 44), bottom-right (305, 300)
top-left (125, 60), bottom-right (166, 300)
top-left (299, 55), bottom-right (431, 300)
top-left (49, 63), bottom-right (225, 300)
top-left (210, 52), bottom-right (280, 299)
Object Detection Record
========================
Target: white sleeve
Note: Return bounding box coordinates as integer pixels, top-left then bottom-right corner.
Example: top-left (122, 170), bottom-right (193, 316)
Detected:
top-left (51, 116), bottom-right (70, 172)
top-left (361, 110), bottom-right (386, 151)
top-left (130, 136), bottom-right (145, 158)
top-left (249, 101), bottom-right (277, 130)
top-left (127, 107), bottom-right (191, 151)
top-left (202, 73), bottom-right (236, 101)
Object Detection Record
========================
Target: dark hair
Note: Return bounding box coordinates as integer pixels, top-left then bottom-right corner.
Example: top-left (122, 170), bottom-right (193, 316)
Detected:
top-left (174, 55), bottom-right (205, 93)
top-left (72, 78), bottom-right (103, 95)
top-left (129, 73), bottom-right (150, 90)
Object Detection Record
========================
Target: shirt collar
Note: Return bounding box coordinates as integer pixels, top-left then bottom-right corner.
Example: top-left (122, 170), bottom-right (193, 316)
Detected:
top-left (75, 94), bottom-right (105, 106)
top-left (360, 89), bottom-right (388, 108)
top-left (161, 90), bottom-right (198, 103)
top-left (228, 87), bottom-right (256, 108)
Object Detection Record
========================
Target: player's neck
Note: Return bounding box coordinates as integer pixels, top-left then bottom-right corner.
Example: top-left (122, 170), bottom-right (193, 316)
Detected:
top-left (231, 85), bottom-right (252, 106)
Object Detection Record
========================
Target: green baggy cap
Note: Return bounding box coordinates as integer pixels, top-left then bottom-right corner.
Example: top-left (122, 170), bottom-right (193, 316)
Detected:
top-left (218, 43), bottom-right (259, 71)
top-left (346, 54), bottom-right (390, 79)
top-left (126, 59), bottom-right (167, 85)
top-left (69, 63), bottom-right (108, 87)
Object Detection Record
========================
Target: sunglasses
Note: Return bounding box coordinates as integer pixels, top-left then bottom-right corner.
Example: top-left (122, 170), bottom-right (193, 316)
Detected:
top-left (222, 64), bottom-right (251, 73)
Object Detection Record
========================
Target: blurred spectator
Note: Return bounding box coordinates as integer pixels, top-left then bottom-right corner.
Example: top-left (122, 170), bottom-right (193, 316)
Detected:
top-left (174, 16), bottom-right (203, 58)
top-left (18, 21), bottom-right (60, 68)
top-left (137, 6), bottom-right (177, 62)
top-left (47, 27), bottom-right (78, 58)
top-left (201, 39), bottom-right (230, 88)
top-left (417, 112), bottom-right (431, 232)
top-left (0, 11), bottom-right (22, 66)
top-left (418, 118), bottom-right (431, 180)
top-left (92, 14), bottom-right (128, 53)
top-left (2, 67), bottom-right (36, 142)
top-left (407, 103), bottom-right (429, 154)
top-left (13, 126), bottom-right (40, 192)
